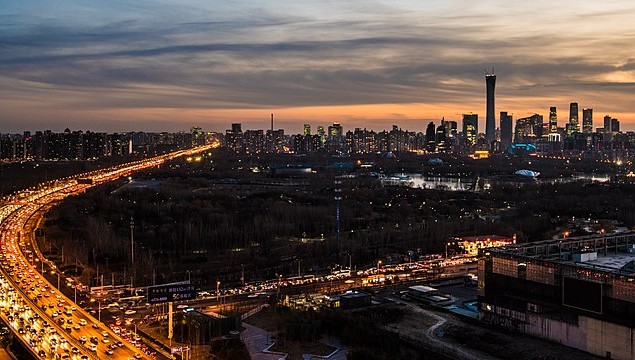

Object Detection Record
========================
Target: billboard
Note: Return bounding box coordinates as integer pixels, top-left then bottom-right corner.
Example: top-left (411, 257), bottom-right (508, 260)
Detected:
top-left (562, 277), bottom-right (602, 314)
top-left (147, 281), bottom-right (197, 304)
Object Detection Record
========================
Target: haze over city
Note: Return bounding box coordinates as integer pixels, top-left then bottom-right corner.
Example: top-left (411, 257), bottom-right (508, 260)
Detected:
top-left (2, 0), bottom-right (635, 133)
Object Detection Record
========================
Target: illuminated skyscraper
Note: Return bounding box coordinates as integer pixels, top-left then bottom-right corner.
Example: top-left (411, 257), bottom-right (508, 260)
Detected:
top-left (582, 108), bottom-right (593, 133)
top-left (485, 73), bottom-right (496, 142)
top-left (303, 124), bottom-right (311, 136)
top-left (568, 102), bottom-right (579, 135)
top-left (549, 106), bottom-right (558, 133)
top-left (425, 122), bottom-right (436, 152)
top-left (328, 123), bottom-right (343, 139)
top-left (317, 126), bottom-right (326, 145)
top-left (463, 113), bottom-right (478, 147)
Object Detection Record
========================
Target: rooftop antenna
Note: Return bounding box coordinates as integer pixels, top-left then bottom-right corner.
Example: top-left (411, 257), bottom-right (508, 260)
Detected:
top-left (271, 113), bottom-right (274, 132)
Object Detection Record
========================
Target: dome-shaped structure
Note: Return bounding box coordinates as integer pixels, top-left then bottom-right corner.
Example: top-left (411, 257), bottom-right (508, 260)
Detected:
top-left (514, 169), bottom-right (540, 177)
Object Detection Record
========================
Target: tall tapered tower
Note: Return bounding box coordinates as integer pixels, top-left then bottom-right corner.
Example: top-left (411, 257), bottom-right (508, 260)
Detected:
top-left (486, 72), bottom-right (496, 143)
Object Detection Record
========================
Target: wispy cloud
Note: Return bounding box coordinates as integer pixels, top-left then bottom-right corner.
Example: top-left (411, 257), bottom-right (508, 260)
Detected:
top-left (1, 0), bottom-right (635, 132)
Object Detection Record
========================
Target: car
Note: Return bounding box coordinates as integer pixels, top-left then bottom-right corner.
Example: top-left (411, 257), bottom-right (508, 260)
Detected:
top-left (79, 318), bottom-right (87, 326)
top-left (106, 349), bottom-right (114, 355)
top-left (134, 354), bottom-right (143, 359)
top-left (73, 324), bottom-right (80, 330)
top-left (101, 331), bottom-right (109, 338)
top-left (79, 336), bottom-right (87, 343)
top-left (89, 345), bottom-right (97, 352)
top-left (72, 347), bottom-right (79, 354)
top-left (38, 349), bottom-right (46, 357)
top-left (92, 323), bottom-right (99, 329)
top-left (102, 338), bottom-right (110, 344)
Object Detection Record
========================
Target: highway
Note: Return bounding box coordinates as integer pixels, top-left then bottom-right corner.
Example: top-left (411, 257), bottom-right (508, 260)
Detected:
top-left (0, 146), bottom-right (213, 360)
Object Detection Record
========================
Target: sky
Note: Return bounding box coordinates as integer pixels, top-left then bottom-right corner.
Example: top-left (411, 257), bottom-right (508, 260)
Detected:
top-left (2, 0), bottom-right (635, 133)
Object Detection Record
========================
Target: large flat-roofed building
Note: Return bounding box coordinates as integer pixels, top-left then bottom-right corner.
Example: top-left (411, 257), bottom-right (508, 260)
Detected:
top-left (478, 232), bottom-right (635, 360)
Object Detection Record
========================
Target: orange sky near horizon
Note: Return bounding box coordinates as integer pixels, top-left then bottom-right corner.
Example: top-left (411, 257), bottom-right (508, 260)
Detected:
top-left (2, 1), bottom-right (635, 133)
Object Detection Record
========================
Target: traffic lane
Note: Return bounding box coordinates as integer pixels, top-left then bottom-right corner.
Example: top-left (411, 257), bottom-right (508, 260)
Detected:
top-left (3, 218), bottom-right (142, 359)
top-left (9, 206), bottom-right (149, 359)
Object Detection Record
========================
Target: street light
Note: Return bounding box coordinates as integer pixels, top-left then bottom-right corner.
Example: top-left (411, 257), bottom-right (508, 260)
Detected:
top-left (377, 260), bottom-right (382, 273)
top-left (216, 280), bottom-right (220, 304)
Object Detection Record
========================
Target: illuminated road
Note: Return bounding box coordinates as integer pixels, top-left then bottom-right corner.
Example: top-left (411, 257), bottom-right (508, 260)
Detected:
top-left (0, 146), bottom-right (213, 359)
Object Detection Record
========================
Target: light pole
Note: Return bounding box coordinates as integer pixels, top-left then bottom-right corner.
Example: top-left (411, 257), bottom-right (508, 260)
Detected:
top-left (216, 280), bottom-right (220, 304)
top-left (377, 260), bottom-right (382, 273)
top-left (98, 301), bottom-right (101, 322)
top-left (130, 216), bottom-right (134, 265)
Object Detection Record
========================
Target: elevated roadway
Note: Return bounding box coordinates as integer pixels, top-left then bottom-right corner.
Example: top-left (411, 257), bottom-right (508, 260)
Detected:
top-left (0, 146), bottom-right (212, 359)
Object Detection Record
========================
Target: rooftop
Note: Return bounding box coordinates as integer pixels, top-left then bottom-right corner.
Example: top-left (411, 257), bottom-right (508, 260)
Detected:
top-left (568, 252), bottom-right (635, 272)
top-left (409, 285), bottom-right (438, 294)
top-left (485, 231), bottom-right (635, 276)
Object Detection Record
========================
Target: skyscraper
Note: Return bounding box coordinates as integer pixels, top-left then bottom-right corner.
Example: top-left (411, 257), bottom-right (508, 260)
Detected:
top-left (500, 112), bottom-right (513, 149)
top-left (425, 122), bottom-right (436, 152)
top-left (514, 114), bottom-right (543, 143)
top-left (317, 126), bottom-right (326, 145)
top-left (549, 106), bottom-right (558, 133)
top-left (303, 124), bottom-right (311, 136)
top-left (463, 114), bottom-right (478, 147)
top-left (582, 108), bottom-right (593, 133)
top-left (486, 73), bottom-right (496, 142)
top-left (568, 102), bottom-right (579, 135)
top-left (604, 115), bottom-right (620, 133)
top-left (436, 122), bottom-right (447, 152)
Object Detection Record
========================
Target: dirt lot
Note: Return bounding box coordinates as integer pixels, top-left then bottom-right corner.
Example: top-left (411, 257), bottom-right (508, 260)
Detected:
top-left (383, 299), bottom-right (601, 360)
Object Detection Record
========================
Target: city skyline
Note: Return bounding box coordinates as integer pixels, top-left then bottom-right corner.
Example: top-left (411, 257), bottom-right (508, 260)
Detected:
top-left (2, 1), bottom-right (635, 133)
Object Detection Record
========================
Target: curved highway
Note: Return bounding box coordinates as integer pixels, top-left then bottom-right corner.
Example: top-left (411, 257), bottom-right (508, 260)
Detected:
top-left (0, 146), bottom-right (212, 360)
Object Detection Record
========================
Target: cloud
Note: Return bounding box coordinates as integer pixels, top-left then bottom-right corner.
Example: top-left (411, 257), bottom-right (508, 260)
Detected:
top-left (1, 1), bottom-right (635, 132)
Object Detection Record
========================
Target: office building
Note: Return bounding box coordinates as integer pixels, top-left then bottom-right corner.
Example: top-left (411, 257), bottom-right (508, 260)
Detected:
top-left (486, 73), bottom-right (497, 142)
top-left (514, 114), bottom-right (543, 143)
top-left (568, 102), bottom-right (579, 135)
top-left (462, 114), bottom-right (478, 147)
top-left (479, 232), bottom-right (635, 360)
top-left (500, 112), bottom-right (513, 150)
top-left (436, 122), bottom-right (447, 152)
top-left (582, 108), bottom-right (593, 133)
top-left (549, 107), bottom-right (558, 134)
top-left (317, 126), bottom-right (326, 145)
top-left (425, 122), bottom-right (436, 152)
